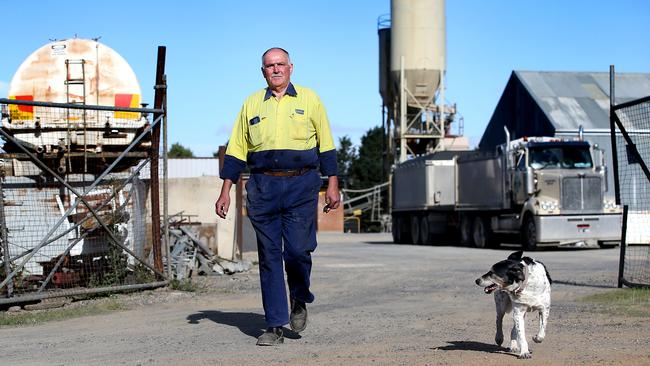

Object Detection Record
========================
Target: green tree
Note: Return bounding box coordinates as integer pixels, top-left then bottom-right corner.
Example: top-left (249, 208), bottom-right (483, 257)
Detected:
top-left (348, 126), bottom-right (384, 190)
top-left (168, 143), bottom-right (194, 158)
top-left (337, 135), bottom-right (357, 181)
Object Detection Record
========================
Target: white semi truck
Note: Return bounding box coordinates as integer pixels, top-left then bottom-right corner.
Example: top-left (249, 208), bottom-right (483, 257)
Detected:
top-left (391, 132), bottom-right (621, 249)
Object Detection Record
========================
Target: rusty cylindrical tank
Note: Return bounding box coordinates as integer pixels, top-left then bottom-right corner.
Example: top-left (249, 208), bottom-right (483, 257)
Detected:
top-left (2, 38), bottom-right (148, 167)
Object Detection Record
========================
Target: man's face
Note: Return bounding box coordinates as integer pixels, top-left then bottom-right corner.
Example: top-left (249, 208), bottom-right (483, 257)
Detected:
top-left (261, 49), bottom-right (293, 90)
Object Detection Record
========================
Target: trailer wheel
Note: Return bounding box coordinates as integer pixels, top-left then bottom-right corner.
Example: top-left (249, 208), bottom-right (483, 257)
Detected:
top-left (392, 216), bottom-right (403, 244)
top-left (410, 215), bottom-right (421, 245)
top-left (472, 217), bottom-right (493, 249)
top-left (459, 215), bottom-right (474, 247)
top-left (419, 216), bottom-right (431, 245)
top-left (522, 215), bottom-right (538, 251)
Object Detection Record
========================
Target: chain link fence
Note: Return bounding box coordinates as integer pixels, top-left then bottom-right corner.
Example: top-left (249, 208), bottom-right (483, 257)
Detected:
top-left (610, 68), bottom-right (650, 288)
top-left (0, 99), bottom-right (168, 305)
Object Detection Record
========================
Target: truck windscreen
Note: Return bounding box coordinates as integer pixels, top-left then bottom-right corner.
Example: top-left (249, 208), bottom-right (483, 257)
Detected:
top-left (529, 146), bottom-right (593, 169)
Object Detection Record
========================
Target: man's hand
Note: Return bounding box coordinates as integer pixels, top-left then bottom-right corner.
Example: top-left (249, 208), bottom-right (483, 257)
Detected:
top-left (215, 179), bottom-right (233, 219)
top-left (324, 176), bottom-right (340, 213)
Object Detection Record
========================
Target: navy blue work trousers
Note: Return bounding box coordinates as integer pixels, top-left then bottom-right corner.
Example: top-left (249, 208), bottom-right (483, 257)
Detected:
top-left (246, 170), bottom-right (322, 327)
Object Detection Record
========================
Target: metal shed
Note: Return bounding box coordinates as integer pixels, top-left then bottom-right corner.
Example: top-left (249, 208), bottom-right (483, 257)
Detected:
top-left (478, 70), bottom-right (650, 199)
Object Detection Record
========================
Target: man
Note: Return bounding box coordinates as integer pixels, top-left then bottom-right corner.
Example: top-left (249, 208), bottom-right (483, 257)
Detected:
top-left (215, 47), bottom-right (340, 346)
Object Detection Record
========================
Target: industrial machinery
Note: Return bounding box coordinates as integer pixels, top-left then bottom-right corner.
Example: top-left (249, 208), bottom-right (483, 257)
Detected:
top-left (391, 132), bottom-right (621, 249)
top-left (0, 39), bottom-right (166, 300)
top-left (1, 38), bottom-right (150, 174)
top-left (378, 0), bottom-right (466, 172)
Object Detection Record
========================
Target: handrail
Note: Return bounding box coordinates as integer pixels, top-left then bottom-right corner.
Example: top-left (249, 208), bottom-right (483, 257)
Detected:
top-left (341, 182), bottom-right (390, 222)
top-left (342, 182), bottom-right (389, 194)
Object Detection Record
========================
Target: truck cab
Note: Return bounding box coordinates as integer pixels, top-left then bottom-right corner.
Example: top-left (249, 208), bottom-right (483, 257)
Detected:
top-left (505, 137), bottom-right (620, 249)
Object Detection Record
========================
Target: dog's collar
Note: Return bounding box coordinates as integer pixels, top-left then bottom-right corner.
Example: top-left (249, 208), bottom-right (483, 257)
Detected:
top-left (515, 265), bottom-right (529, 295)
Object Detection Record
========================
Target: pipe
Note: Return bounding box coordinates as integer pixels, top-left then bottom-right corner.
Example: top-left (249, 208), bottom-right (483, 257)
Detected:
top-left (0, 281), bottom-right (169, 305)
top-left (578, 125), bottom-right (584, 141)
top-left (0, 98), bottom-right (162, 114)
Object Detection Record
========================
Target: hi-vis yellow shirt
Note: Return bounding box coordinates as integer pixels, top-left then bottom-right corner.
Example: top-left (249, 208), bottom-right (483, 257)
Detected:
top-left (221, 83), bottom-right (337, 181)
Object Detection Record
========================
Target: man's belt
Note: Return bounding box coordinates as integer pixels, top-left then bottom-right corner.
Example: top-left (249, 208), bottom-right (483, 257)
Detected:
top-left (259, 167), bottom-right (313, 177)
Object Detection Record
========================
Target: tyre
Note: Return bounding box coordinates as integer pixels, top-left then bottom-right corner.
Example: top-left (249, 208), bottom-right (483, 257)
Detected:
top-left (399, 215), bottom-right (410, 243)
top-left (419, 216), bottom-right (431, 245)
top-left (472, 216), bottom-right (491, 249)
top-left (459, 215), bottom-right (474, 247)
top-left (410, 215), bottom-right (420, 245)
top-left (392, 216), bottom-right (402, 244)
top-left (521, 215), bottom-right (538, 251)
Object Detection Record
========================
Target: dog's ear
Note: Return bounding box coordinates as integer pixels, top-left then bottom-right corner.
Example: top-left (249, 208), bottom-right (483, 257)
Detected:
top-left (508, 251), bottom-right (523, 261)
top-left (506, 265), bottom-right (525, 283)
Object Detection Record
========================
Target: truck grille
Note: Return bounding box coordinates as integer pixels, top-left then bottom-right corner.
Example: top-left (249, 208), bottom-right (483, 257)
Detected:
top-left (562, 176), bottom-right (602, 211)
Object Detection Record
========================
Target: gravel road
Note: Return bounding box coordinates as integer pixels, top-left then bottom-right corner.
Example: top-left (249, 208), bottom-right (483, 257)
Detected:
top-left (1, 233), bottom-right (648, 366)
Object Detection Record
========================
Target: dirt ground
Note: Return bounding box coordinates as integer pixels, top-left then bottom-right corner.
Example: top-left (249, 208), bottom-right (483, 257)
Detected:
top-left (1, 233), bottom-right (649, 366)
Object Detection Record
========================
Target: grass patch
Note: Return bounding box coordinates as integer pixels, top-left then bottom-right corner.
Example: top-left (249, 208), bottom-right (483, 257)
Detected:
top-left (579, 288), bottom-right (650, 317)
top-left (169, 278), bottom-right (201, 292)
top-left (0, 299), bottom-right (127, 328)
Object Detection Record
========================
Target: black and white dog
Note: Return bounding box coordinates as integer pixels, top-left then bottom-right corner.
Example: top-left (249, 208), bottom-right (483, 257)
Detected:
top-left (475, 251), bottom-right (552, 359)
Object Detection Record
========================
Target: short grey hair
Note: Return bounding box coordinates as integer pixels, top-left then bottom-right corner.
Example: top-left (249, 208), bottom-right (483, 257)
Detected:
top-left (261, 47), bottom-right (291, 65)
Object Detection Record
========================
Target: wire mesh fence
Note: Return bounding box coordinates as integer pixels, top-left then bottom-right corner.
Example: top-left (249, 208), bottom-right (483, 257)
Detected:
top-left (0, 99), bottom-right (168, 304)
top-left (611, 92), bottom-right (650, 288)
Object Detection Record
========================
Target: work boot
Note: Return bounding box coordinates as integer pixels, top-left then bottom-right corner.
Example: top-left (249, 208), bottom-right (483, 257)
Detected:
top-left (290, 299), bottom-right (308, 333)
top-left (256, 327), bottom-right (284, 346)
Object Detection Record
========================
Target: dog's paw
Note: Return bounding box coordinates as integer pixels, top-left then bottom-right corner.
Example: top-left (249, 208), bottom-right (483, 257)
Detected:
top-left (495, 334), bottom-right (504, 346)
top-left (508, 340), bottom-right (519, 354)
top-left (518, 352), bottom-right (532, 359)
top-left (507, 347), bottom-right (519, 354)
top-left (533, 335), bottom-right (544, 343)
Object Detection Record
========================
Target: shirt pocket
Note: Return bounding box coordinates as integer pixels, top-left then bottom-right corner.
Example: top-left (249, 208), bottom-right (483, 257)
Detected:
top-left (289, 113), bottom-right (308, 141)
top-left (247, 119), bottom-right (264, 147)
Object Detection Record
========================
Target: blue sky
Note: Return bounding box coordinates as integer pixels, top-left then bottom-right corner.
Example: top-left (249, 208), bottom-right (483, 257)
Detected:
top-left (1, 1), bottom-right (648, 156)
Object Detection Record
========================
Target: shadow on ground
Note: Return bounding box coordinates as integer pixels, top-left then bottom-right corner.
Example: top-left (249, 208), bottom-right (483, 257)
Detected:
top-left (186, 311), bottom-right (301, 339)
top-left (434, 340), bottom-right (506, 354)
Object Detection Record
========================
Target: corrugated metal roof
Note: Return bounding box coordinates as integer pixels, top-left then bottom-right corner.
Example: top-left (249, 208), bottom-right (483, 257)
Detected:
top-left (479, 70), bottom-right (650, 200)
top-left (516, 70), bottom-right (650, 131)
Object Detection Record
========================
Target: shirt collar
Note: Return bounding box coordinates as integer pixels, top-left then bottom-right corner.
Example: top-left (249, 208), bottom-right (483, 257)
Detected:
top-left (264, 82), bottom-right (298, 101)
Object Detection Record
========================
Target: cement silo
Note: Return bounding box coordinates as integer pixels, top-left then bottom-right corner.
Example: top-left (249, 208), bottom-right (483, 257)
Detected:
top-left (390, 0), bottom-right (446, 104)
top-left (379, 0), bottom-right (463, 165)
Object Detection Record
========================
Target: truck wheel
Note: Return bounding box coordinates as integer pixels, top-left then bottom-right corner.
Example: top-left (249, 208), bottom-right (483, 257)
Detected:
top-left (392, 216), bottom-right (403, 244)
top-left (410, 216), bottom-right (421, 245)
top-left (472, 217), bottom-right (492, 249)
top-left (521, 215), bottom-right (538, 251)
top-left (420, 216), bottom-right (431, 245)
top-left (460, 215), bottom-right (474, 247)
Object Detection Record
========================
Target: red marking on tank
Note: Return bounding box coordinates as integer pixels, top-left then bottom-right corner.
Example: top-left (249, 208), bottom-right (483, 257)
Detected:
top-left (114, 94), bottom-right (133, 107)
top-left (13, 95), bottom-right (34, 112)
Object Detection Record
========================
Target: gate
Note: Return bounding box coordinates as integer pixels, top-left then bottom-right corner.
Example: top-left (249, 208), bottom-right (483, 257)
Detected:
top-left (609, 66), bottom-right (650, 288)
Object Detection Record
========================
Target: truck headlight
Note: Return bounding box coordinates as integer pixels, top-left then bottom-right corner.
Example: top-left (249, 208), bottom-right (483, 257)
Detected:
top-left (540, 200), bottom-right (558, 211)
top-left (604, 200), bottom-right (617, 209)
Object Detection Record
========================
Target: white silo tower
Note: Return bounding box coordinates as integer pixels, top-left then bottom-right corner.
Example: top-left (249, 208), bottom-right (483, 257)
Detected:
top-left (379, 0), bottom-right (463, 164)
